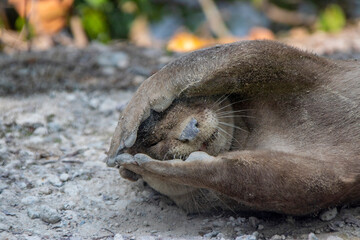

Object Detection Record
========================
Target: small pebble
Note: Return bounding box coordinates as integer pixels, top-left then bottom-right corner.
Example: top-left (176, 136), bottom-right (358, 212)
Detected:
top-left (21, 196), bottom-right (40, 205)
top-left (23, 236), bottom-right (41, 240)
top-left (39, 205), bottom-right (61, 224)
top-left (65, 94), bottom-right (76, 102)
top-left (59, 173), bottom-right (70, 182)
top-left (0, 145), bottom-right (9, 161)
top-left (236, 217), bottom-right (246, 225)
top-left (60, 201), bottom-right (75, 210)
top-left (326, 237), bottom-right (343, 240)
top-left (47, 122), bottom-right (62, 133)
top-left (234, 227), bottom-right (242, 233)
top-left (217, 233), bottom-right (225, 239)
top-left (204, 231), bottom-right (219, 238)
top-left (308, 233), bottom-right (319, 240)
top-left (88, 98), bottom-right (100, 109)
top-left (27, 208), bottom-right (40, 219)
top-left (335, 221), bottom-right (345, 228)
top-left (97, 51), bottom-right (129, 68)
top-left (212, 220), bottom-right (225, 228)
top-left (0, 183), bottom-right (7, 194)
top-left (33, 127), bottom-right (48, 136)
top-left (248, 216), bottom-right (260, 228)
top-left (38, 187), bottom-right (53, 195)
top-left (102, 67), bottom-right (116, 75)
top-left (320, 208), bottom-right (338, 221)
top-left (0, 223), bottom-right (9, 231)
top-left (99, 98), bottom-right (118, 114)
top-left (48, 175), bottom-right (63, 187)
top-left (132, 75), bottom-right (146, 86)
top-left (235, 235), bottom-right (256, 240)
top-left (270, 235), bottom-right (285, 240)
top-left (286, 216), bottom-right (295, 224)
top-left (114, 234), bottom-right (125, 240)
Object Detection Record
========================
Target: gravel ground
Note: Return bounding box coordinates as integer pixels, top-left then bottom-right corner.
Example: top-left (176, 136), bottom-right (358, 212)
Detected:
top-left (0, 41), bottom-right (359, 240)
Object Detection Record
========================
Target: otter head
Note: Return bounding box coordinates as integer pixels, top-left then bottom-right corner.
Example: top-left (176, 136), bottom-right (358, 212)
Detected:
top-left (126, 97), bottom-right (235, 160)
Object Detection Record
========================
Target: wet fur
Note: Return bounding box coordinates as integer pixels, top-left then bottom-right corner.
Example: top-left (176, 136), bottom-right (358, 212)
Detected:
top-left (108, 41), bottom-right (360, 215)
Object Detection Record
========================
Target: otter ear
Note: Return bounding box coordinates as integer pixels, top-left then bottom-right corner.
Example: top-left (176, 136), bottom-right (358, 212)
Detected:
top-left (179, 118), bottom-right (199, 141)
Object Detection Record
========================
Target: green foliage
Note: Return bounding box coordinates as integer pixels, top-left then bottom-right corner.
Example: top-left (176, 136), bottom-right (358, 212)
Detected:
top-left (80, 7), bottom-right (110, 42)
top-left (85, 0), bottom-right (108, 8)
top-left (15, 17), bottom-right (26, 31)
top-left (14, 17), bottom-right (35, 39)
top-left (251, 0), bottom-right (264, 8)
top-left (317, 4), bottom-right (346, 32)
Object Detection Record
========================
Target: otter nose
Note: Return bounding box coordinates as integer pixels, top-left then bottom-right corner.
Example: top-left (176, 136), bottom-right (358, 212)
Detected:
top-left (179, 118), bottom-right (199, 141)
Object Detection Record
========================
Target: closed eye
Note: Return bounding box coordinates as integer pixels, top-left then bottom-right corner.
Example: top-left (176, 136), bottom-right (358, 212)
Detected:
top-left (148, 141), bottom-right (160, 147)
top-left (178, 139), bottom-right (189, 143)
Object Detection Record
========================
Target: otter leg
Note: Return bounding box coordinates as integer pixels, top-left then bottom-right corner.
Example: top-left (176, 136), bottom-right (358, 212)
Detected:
top-left (117, 151), bottom-right (356, 215)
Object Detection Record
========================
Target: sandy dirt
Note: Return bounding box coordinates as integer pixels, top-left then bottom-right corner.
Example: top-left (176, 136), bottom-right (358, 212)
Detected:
top-left (0, 42), bottom-right (359, 240)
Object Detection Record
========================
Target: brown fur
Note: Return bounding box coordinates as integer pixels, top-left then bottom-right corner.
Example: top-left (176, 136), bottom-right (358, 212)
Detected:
top-left (107, 40), bottom-right (360, 215)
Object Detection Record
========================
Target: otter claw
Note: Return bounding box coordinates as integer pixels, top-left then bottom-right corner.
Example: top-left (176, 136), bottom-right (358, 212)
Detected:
top-left (124, 132), bottom-right (137, 148)
top-left (115, 141), bottom-right (125, 156)
top-left (134, 154), bottom-right (153, 165)
top-left (152, 96), bottom-right (174, 112)
top-left (106, 156), bottom-right (117, 167)
top-left (115, 153), bottom-right (135, 165)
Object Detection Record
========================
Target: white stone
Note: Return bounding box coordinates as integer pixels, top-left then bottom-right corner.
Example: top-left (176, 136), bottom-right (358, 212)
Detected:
top-left (320, 208), bottom-right (338, 221)
top-left (39, 205), bottom-right (61, 224)
top-left (113, 234), bottom-right (124, 240)
top-left (33, 127), bottom-right (48, 136)
top-left (16, 113), bottom-right (45, 126)
top-left (59, 173), bottom-right (70, 182)
top-left (308, 233), bottom-right (319, 240)
top-left (47, 175), bottom-right (63, 187)
top-left (21, 196), bottom-right (40, 205)
top-left (99, 98), bottom-right (118, 113)
top-left (326, 237), bottom-right (343, 240)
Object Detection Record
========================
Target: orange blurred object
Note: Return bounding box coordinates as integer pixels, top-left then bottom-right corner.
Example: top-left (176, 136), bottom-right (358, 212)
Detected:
top-left (248, 27), bottom-right (275, 40)
top-left (167, 32), bottom-right (214, 52)
top-left (9, 0), bottom-right (74, 34)
top-left (167, 27), bottom-right (275, 52)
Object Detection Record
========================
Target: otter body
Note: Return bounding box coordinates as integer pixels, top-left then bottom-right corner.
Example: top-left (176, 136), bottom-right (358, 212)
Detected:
top-left (107, 41), bottom-right (360, 215)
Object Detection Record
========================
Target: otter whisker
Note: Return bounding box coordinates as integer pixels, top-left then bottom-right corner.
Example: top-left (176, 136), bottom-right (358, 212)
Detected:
top-left (163, 151), bottom-right (171, 161)
top-left (190, 190), bottom-right (201, 213)
top-left (206, 189), bottom-right (236, 213)
top-left (212, 94), bottom-right (227, 106)
top-left (211, 94), bottom-right (231, 110)
top-left (219, 122), bottom-right (249, 133)
top-left (216, 109), bottom-right (254, 116)
top-left (198, 189), bottom-right (215, 211)
top-left (215, 99), bottom-right (252, 113)
top-left (218, 115), bottom-right (255, 119)
top-left (217, 126), bottom-right (241, 147)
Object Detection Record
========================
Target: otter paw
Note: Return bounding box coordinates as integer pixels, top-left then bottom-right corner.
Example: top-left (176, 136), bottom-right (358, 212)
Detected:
top-left (115, 153), bottom-right (156, 167)
top-left (119, 167), bottom-right (140, 181)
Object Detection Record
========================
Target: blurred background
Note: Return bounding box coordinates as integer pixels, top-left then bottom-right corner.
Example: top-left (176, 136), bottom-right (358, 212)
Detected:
top-left (1, 0), bottom-right (360, 53)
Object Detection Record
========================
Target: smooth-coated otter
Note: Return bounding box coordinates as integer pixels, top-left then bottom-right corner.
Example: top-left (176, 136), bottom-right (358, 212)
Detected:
top-left (106, 40), bottom-right (360, 215)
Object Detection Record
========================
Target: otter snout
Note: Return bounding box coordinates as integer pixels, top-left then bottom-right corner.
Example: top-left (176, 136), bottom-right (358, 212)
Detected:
top-left (178, 118), bottom-right (199, 141)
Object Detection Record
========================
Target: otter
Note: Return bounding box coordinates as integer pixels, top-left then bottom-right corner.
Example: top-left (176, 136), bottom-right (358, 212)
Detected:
top-left (106, 40), bottom-right (360, 215)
